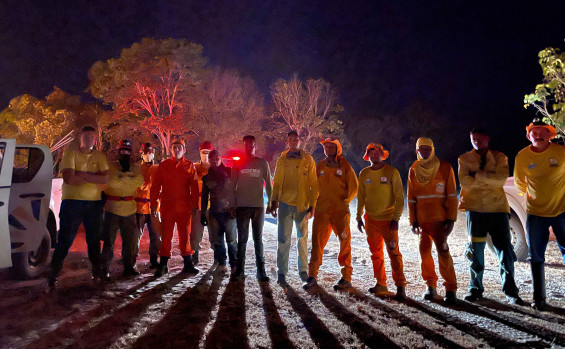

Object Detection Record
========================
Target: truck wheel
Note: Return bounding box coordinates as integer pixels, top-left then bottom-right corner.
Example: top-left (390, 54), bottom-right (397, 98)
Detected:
top-left (486, 211), bottom-right (529, 261)
top-left (11, 228), bottom-right (51, 279)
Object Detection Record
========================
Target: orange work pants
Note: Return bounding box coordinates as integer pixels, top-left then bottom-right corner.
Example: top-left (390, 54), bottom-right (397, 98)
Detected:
top-left (159, 207), bottom-right (193, 258)
top-left (419, 222), bottom-right (457, 291)
top-left (365, 215), bottom-right (406, 287)
top-left (309, 210), bottom-right (352, 281)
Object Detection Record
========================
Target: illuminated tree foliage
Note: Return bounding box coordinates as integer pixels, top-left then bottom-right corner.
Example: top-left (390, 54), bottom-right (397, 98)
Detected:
top-left (196, 68), bottom-right (267, 153)
top-left (0, 90), bottom-right (76, 148)
top-left (524, 45), bottom-right (565, 136)
top-left (270, 74), bottom-right (344, 153)
top-left (88, 38), bottom-right (207, 155)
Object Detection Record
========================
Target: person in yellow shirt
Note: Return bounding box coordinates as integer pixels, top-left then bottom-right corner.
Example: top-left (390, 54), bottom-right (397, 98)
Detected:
top-left (100, 140), bottom-right (144, 277)
top-left (458, 127), bottom-right (523, 304)
top-left (514, 119), bottom-right (565, 311)
top-left (356, 143), bottom-right (406, 300)
top-left (303, 138), bottom-right (358, 291)
top-left (135, 142), bottom-right (160, 269)
top-left (270, 130), bottom-right (319, 286)
top-left (48, 126), bottom-right (109, 290)
top-left (408, 137), bottom-right (458, 305)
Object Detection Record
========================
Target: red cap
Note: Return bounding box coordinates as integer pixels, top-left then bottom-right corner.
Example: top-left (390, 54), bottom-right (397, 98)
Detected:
top-left (140, 142), bottom-right (154, 153)
top-left (199, 141), bottom-right (213, 151)
top-left (117, 139), bottom-right (133, 151)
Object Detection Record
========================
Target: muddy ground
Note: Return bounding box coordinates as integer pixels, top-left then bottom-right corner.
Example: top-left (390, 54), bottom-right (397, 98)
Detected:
top-left (1, 208), bottom-right (564, 348)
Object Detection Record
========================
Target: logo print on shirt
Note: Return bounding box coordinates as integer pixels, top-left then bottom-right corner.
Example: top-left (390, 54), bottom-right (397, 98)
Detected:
top-left (528, 162), bottom-right (537, 169)
top-left (549, 157), bottom-right (559, 167)
top-left (319, 170), bottom-right (325, 176)
top-left (435, 182), bottom-right (445, 194)
top-left (365, 178), bottom-right (372, 185)
top-left (380, 176), bottom-right (388, 184)
top-left (240, 168), bottom-right (261, 177)
top-left (336, 169), bottom-right (343, 177)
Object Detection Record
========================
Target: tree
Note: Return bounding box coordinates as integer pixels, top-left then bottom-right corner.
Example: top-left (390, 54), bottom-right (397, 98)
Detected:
top-left (195, 68), bottom-right (267, 154)
top-left (270, 73), bottom-right (343, 153)
top-left (0, 91), bottom-right (76, 148)
top-left (524, 45), bottom-right (565, 137)
top-left (88, 38), bottom-right (208, 155)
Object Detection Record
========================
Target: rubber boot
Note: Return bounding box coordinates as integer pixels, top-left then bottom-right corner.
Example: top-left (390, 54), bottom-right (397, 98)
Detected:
top-left (182, 255), bottom-right (199, 275)
top-left (154, 256), bottom-right (169, 277)
top-left (531, 261), bottom-right (547, 311)
top-left (149, 255), bottom-right (159, 269)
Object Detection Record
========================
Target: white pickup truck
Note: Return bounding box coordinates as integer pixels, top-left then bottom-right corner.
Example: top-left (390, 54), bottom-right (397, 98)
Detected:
top-left (0, 139), bottom-right (59, 279)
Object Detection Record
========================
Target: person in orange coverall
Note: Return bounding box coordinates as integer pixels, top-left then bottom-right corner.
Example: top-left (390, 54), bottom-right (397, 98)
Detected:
top-left (150, 139), bottom-right (200, 277)
top-left (135, 142), bottom-right (161, 269)
top-left (356, 143), bottom-right (406, 300)
top-left (190, 141), bottom-right (213, 266)
top-left (303, 138), bottom-right (358, 291)
top-left (408, 137), bottom-right (459, 305)
top-left (303, 138), bottom-right (358, 290)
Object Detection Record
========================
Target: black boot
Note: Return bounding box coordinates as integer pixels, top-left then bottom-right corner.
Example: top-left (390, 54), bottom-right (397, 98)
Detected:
top-left (256, 262), bottom-right (270, 282)
top-left (149, 255), bottom-right (159, 269)
top-left (154, 257), bottom-right (169, 277)
top-left (232, 258), bottom-right (245, 281)
top-left (531, 261), bottom-right (547, 311)
top-left (182, 255), bottom-right (199, 275)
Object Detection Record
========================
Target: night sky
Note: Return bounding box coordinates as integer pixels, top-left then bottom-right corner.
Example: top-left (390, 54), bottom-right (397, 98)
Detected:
top-left (1, 0), bottom-right (564, 164)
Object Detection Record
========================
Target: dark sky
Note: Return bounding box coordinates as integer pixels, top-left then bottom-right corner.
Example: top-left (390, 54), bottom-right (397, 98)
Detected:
top-left (1, 0), bottom-right (564, 160)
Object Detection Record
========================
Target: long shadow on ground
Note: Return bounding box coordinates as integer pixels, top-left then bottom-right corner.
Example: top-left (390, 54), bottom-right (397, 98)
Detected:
top-left (259, 282), bottom-right (295, 348)
top-left (133, 268), bottom-right (225, 349)
top-left (307, 286), bottom-right (400, 349)
top-left (453, 299), bottom-right (565, 347)
top-left (402, 297), bottom-right (549, 349)
top-left (477, 297), bottom-right (565, 326)
top-left (284, 284), bottom-right (346, 349)
top-left (342, 287), bottom-right (465, 349)
top-left (30, 272), bottom-right (197, 348)
top-left (205, 278), bottom-right (248, 349)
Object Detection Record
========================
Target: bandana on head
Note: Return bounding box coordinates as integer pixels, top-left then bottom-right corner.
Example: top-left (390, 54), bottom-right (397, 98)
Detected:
top-left (414, 137), bottom-right (440, 184)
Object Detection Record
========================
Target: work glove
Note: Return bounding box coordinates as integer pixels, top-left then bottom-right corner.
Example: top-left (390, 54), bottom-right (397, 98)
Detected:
top-left (357, 219), bottom-right (365, 234)
top-left (443, 219), bottom-right (455, 236)
top-left (411, 222), bottom-right (421, 235)
top-left (270, 201), bottom-right (279, 218)
top-left (201, 214), bottom-right (208, 226)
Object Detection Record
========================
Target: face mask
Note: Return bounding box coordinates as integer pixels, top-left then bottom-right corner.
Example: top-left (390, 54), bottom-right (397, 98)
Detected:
top-left (118, 154), bottom-right (131, 172)
top-left (142, 153), bottom-right (154, 163)
top-left (200, 151), bottom-right (210, 163)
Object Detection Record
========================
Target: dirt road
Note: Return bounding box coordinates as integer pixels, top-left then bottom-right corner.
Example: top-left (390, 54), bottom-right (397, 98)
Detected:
top-left (1, 210), bottom-right (564, 348)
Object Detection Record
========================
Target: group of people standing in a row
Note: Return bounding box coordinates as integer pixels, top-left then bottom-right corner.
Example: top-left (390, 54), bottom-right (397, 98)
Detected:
top-left (47, 119), bottom-right (564, 312)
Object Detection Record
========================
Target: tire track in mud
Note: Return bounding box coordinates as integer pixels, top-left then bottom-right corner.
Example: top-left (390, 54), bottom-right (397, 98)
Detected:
top-left (401, 298), bottom-right (550, 349)
top-left (305, 286), bottom-right (401, 349)
top-left (341, 287), bottom-right (466, 349)
top-left (24, 271), bottom-right (200, 348)
top-left (454, 301), bottom-right (565, 347)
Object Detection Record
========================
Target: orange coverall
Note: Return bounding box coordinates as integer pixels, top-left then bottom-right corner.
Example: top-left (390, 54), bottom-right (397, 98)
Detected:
top-left (309, 156), bottom-right (358, 281)
top-left (150, 157), bottom-right (199, 257)
top-left (357, 164), bottom-right (406, 287)
top-left (407, 160), bottom-right (458, 292)
top-left (136, 162), bottom-right (158, 214)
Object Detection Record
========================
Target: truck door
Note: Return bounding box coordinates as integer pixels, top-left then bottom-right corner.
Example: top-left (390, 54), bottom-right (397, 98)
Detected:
top-left (0, 139), bottom-right (16, 268)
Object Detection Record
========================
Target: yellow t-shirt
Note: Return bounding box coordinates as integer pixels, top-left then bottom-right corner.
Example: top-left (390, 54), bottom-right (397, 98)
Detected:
top-left (104, 163), bottom-right (144, 216)
top-left (357, 164), bottom-right (404, 221)
top-left (61, 149), bottom-right (109, 201)
top-left (280, 158), bottom-right (301, 206)
top-left (514, 143), bottom-right (565, 217)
